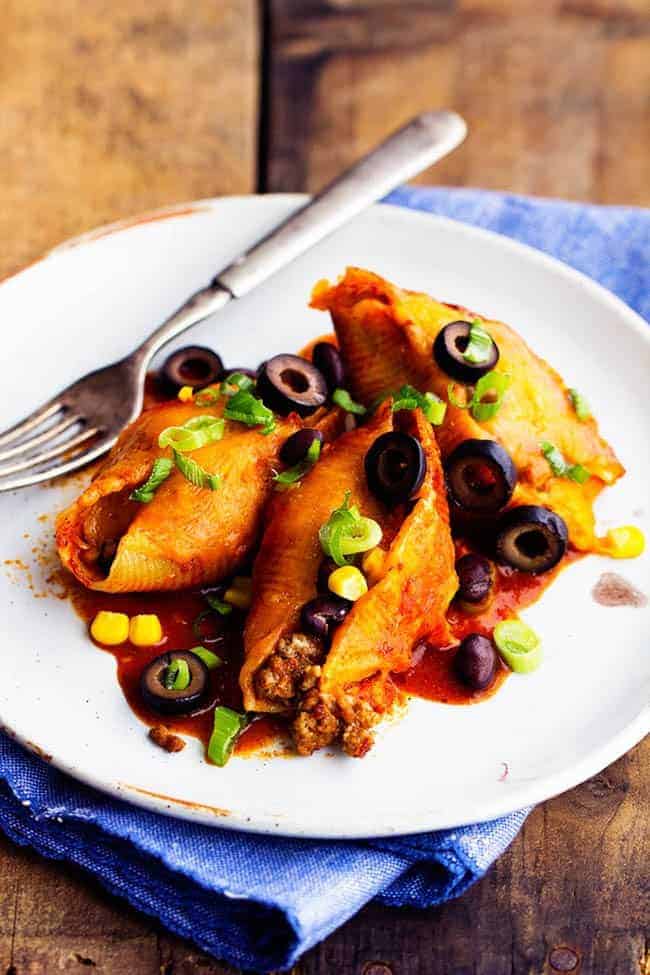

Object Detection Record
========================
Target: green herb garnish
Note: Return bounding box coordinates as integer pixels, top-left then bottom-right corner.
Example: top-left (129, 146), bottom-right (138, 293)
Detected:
top-left (163, 657), bottom-right (190, 691)
top-left (448, 371), bottom-right (510, 421)
top-left (332, 388), bottom-right (367, 416)
top-left (319, 491), bottom-right (382, 567)
top-left (129, 458), bottom-right (173, 503)
top-left (190, 646), bottom-right (223, 670)
top-left (568, 388), bottom-right (591, 422)
top-left (224, 389), bottom-right (276, 434)
top-left (391, 384), bottom-right (447, 425)
top-left (493, 619), bottom-right (542, 674)
top-left (221, 372), bottom-right (255, 396)
top-left (463, 320), bottom-right (494, 365)
top-left (207, 707), bottom-right (249, 767)
top-left (173, 450), bottom-right (222, 490)
top-left (158, 415), bottom-right (224, 452)
top-left (194, 387), bottom-right (221, 407)
top-left (273, 438), bottom-right (321, 488)
top-left (540, 441), bottom-right (590, 484)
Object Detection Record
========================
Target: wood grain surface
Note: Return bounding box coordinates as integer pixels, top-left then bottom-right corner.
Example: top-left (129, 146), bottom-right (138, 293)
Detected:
top-left (0, 0), bottom-right (648, 972)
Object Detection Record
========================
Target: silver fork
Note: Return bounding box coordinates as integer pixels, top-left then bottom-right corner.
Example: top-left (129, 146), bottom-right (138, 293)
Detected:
top-left (0, 110), bottom-right (466, 492)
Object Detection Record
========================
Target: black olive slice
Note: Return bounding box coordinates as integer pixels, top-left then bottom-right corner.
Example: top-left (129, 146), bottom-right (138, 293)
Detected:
top-left (280, 428), bottom-right (324, 466)
top-left (257, 354), bottom-right (328, 416)
top-left (140, 650), bottom-right (209, 715)
top-left (160, 346), bottom-right (224, 394)
top-left (312, 342), bottom-right (345, 393)
top-left (365, 431), bottom-right (426, 504)
top-left (495, 505), bottom-right (568, 574)
top-left (433, 321), bottom-right (499, 382)
top-left (445, 439), bottom-right (516, 513)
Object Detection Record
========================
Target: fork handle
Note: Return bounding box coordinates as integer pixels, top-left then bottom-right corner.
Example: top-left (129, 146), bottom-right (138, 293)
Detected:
top-left (135, 111), bottom-right (465, 363)
top-left (213, 110), bottom-right (466, 298)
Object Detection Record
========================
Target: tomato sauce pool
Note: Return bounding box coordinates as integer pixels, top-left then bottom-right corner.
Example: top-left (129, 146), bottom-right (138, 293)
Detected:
top-left (67, 371), bottom-right (580, 759)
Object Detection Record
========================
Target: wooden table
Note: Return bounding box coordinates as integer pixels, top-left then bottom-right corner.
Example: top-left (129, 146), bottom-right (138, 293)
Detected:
top-left (1, 2), bottom-right (648, 972)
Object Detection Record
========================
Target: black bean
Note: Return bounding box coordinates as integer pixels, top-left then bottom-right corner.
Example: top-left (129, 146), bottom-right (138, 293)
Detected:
top-left (454, 633), bottom-right (497, 691)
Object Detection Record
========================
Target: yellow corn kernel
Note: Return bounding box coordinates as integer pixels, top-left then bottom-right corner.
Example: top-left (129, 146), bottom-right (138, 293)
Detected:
top-left (177, 386), bottom-right (194, 402)
top-left (129, 614), bottom-right (163, 646)
top-left (90, 610), bottom-right (129, 646)
top-left (601, 525), bottom-right (645, 559)
top-left (361, 547), bottom-right (386, 586)
top-left (328, 565), bottom-right (368, 602)
top-left (224, 576), bottom-right (253, 610)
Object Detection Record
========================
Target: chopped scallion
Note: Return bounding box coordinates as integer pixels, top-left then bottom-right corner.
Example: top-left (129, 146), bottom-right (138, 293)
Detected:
top-left (190, 646), bottom-right (222, 670)
top-left (221, 372), bottom-right (255, 395)
top-left (332, 388), bottom-right (367, 416)
top-left (540, 441), bottom-right (590, 484)
top-left (493, 619), bottom-right (542, 674)
top-left (463, 320), bottom-right (494, 365)
top-left (173, 450), bottom-right (221, 491)
top-left (470, 371), bottom-right (511, 422)
top-left (273, 438), bottom-right (321, 488)
top-left (391, 385), bottom-right (447, 426)
top-left (158, 416), bottom-right (224, 452)
top-left (224, 389), bottom-right (276, 434)
top-left (163, 657), bottom-right (191, 691)
top-left (207, 706), bottom-right (249, 767)
top-left (447, 372), bottom-right (510, 421)
top-left (129, 458), bottom-right (173, 503)
top-left (194, 387), bottom-right (221, 407)
top-left (319, 491), bottom-right (382, 566)
top-left (568, 388), bottom-right (591, 422)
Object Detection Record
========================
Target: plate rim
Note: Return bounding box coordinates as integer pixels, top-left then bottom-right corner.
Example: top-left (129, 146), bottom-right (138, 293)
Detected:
top-left (1, 193), bottom-right (648, 838)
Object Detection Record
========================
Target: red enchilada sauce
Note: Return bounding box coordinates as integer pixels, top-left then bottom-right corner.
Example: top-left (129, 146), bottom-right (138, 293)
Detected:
top-left (71, 549), bottom-right (577, 756)
top-left (67, 368), bottom-right (581, 757)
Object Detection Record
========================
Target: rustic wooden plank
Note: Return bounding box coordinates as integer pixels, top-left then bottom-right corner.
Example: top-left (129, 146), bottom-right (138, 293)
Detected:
top-left (0, 0), bottom-right (258, 280)
top-left (297, 740), bottom-right (649, 975)
top-left (266, 0), bottom-right (650, 205)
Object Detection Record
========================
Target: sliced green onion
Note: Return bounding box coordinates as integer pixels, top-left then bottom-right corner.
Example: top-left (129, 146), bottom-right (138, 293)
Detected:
top-left (391, 385), bottom-right (447, 426)
top-left (273, 438), bottom-right (321, 488)
top-left (493, 619), bottom-right (543, 674)
top-left (221, 372), bottom-right (255, 395)
top-left (194, 387), bottom-right (221, 407)
top-left (332, 388), bottom-right (367, 416)
top-left (448, 372), bottom-right (510, 421)
top-left (463, 320), bottom-right (494, 365)
top-left (447, 383), bottom-right (470, 409)
top-left (207, 706), bottom-right (249, 767)
top-left (422, 391), bottom-right (447, 425)
top-left (470, 371), bottom-right (510, 422)
top-left (319, 491), bottom-right (382, 566)
top-left (173, 450), bottom-right (221, 491)
top-left (190, 646), bottom-right (222, 670)
top-left (568, 388), bottom-right (591, 422)
top-left (204, 592), bottom-right (233, 616)
top-left (567, 464), bottom-right (591, 484)
top-left (224, 389), bottom-right (276, 434)
top-left (540, 441), bottom-right (591, 484)
top-left (129, 457), bottom-right (173, 503)
top-left (163, 657), bottom-right (191, 691)
top-left (158, 416), bottom-right (224, 452)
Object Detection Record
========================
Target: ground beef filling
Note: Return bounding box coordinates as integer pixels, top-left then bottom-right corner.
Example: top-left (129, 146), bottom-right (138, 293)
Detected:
top-left (255, 632), bottom-right (383, 757)
top-left (254, 632), bottom-right (325, 707)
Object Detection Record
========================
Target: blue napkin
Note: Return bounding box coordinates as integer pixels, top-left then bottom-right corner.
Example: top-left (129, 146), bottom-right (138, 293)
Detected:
top-left (1, 189), bottom-right (647, 973)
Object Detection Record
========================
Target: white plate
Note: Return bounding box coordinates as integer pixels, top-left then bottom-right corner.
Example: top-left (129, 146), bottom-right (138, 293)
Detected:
top-left (0, 195), bottom-right (648, 838)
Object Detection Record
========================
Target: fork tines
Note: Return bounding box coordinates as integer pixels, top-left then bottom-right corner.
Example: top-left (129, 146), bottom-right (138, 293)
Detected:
top-left (0, 399), bottom-right (101, 491)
